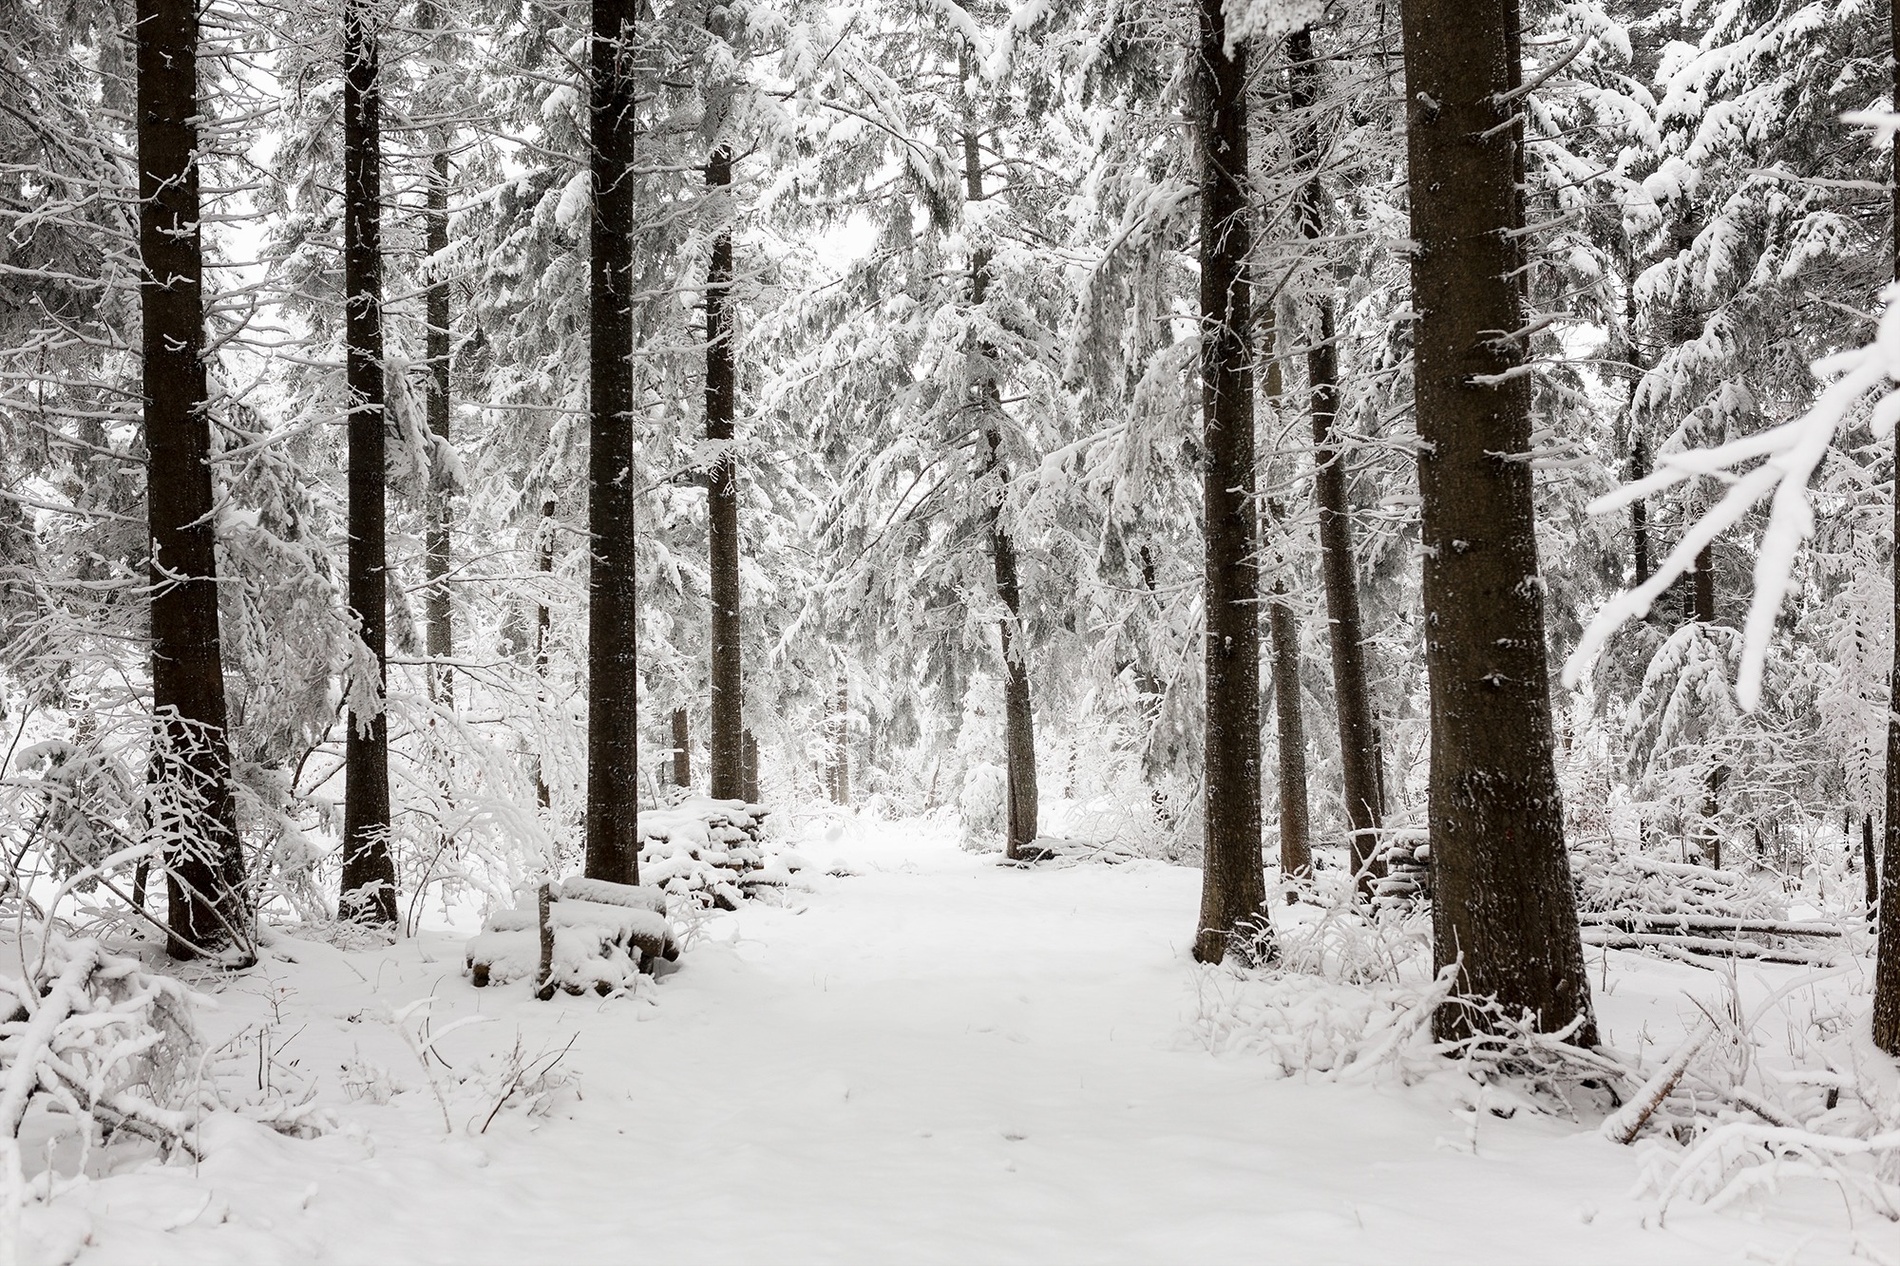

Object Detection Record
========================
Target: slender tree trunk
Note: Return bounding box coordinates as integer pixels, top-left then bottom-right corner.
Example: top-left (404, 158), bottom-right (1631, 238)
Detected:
top-left (424, 145), bottom-right (453, 706)
top-left (1693, 548), bottom-right (1722, 868)
top-left (1265, 506), bottom-right (1311, 896)
top-left (1692, 541), bottom-right (1715, 625)
top-left (1865, 814), bottom-right (1879, 929)
top-left (1398, 0), bottom-right (1596, 1042)
top-left (340, 0), bottom-right (396, 926)
top-left (1191, 0), bottom-right (1269, 965)
top-left (1259, 313), bottom-right (1310, 895)
top-left (705, 145), bottom-right (744, 800)
top-left (136, 0), bottom-right (250, 960)
top-left (1631, 431), bottom-right (1651, 587)
top-left (831, 676), bottom-right (850, 806)
top-left (1290, 25), bottom-right (1383, 899)
top-left (1873, 0), bottom-right (1900, 1055)
top-left (955, 48), bottom-right (1039, 859)
top-left (671, 707), bottom-right (691, 789)
top-left (740, 729), bottom-right (760, 803)
top-left (534, 500), bottom-right (553, 810)
top-left (586, 0), bottom-right (640, 885)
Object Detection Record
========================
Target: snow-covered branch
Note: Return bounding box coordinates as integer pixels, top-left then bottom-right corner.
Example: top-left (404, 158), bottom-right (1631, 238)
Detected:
top-left (1564, 284), bottom-right (1900, 710)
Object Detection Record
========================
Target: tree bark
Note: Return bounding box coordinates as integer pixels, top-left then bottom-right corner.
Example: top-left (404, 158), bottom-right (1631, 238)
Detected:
top-left (422, 13), bottom-right (453, 709)
top-left (1191, 0), bottom-right (1269, 965)
top-left (705, 144), bottom-right (744, 800)
top-left (1874, 0), bottom-right (1900, 1055)
top-left (585, 0), bottom-right (640, 886)
top-left (830, 676), bottom-right (850, 806)
top-left (740, 729), bottom-right (760, 803)
top-left (1259, 312), bottom-right (1310, 895)
top-left (340, 0), bottom-right (396, 926)
top-left (1289, 25), bottom-right (1383, 899)
top-left (671, 706), bottom-right (690, 789)
top-left (1265, 507), bottom-right (1311, 896)
top-left (136, 0), bottom-right (250, 960)
top-left (956, 40), bottom-right (1039, 860)
top-left (1397, 0), bottom-right (1596, 1042)
top-left (534, 499), bottom-right (553, 810)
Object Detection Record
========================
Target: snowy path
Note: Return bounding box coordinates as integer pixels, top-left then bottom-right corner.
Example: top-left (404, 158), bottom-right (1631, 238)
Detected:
top-left (38, 824), bottom-right (1864, 1265)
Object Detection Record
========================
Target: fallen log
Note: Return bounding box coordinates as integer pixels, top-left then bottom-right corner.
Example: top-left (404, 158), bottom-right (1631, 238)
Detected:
top-left (1581, 930), bottom-right (1837, 967)
top-left (1581, 913), bottom-right (1842, 938)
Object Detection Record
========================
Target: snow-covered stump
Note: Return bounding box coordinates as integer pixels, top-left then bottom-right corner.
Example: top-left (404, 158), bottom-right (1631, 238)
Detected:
top-left (638, 797), bottom-right (804, 910)
top-left (466, 879), bottom-right (677, 995)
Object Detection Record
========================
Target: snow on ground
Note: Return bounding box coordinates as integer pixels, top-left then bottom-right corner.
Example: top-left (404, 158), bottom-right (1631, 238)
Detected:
top-left (20, 817), bottom-right (1884, 1265)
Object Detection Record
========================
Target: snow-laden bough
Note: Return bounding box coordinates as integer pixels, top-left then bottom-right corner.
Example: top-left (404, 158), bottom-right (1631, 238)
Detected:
top-left (1565, 281), bottom-right (1900, 711)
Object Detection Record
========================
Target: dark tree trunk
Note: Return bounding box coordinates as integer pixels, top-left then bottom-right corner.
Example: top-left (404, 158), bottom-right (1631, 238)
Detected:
top-left (1398, 0), bottom-right (1596, 1042)
top-left (705, 145), bottom-right (744, 801)
top-left (534, 500), bottom-right (553, 810)
top-left (1874, 0), bottom-right (1900, 1055)
top-left (424, 143), bottom-right (453, 707)
top-left (671, 707), bottom-right (691, 789)
top-left (1692, 541), bottom-right (1715, 625)
top-left (1258, 315), bottom-right (1310, 896)
top-left (1265, 508), bottom-right (1311, 897)
top-left (1290, 25), bottom-right (1383, 899)
top-left (740, 729), bottom-right (760, 803)
top-left (1191, 0), bottom-right (1269, 965)
top-left (1629, 426), bottom-right (1651, 588)
top-left (136, 0), bottom-right (250, 961)
top-left (956, 49), bottom-right (1039, 860)
top-left (340, 0), bottom-right (396, 926)
top-left (586, 0), bottom-right (640, 886)
top-left (1865, 814), bottom-right (1879, 928)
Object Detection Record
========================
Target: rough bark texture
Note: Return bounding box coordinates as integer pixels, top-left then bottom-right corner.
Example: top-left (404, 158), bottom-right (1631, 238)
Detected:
top-left (340, 0), bottom-right (397, 926)
top-left (424, 143), bottom-right (453, 708)
top-left (534, 500), bottom-right (553, 810)
top-left (741, 729), bottom-right (760, 803)
top-left (1191, 0), bottom-right (1268, 964)
top-left (585, 0), bottom-right (640, 886)
top-left (1875, 0), bottom-right (1900, 1055)
top-left (671, 707), bottom-right (691, 789)
top-left (1259, 324), bottom-right (1310, 895)
top-left (1265, 528), bottom-right (1311, 895)
top-left (136, 0), bottom-right (250, 960)
top-left (1398, 0), bottom-right (1596, 1042)
top-left (1291, 26), bottom-right (1383, 898)
top-left (1866, 814), bottom-right (1879, 928)
top-left (705, 144), bottom-right (744, 801)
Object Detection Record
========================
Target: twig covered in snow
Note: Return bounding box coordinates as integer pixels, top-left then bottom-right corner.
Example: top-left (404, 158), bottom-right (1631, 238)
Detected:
top-left (1565, 283), bottom-right (1900, 709)
top-left (1603, 1019), bottom-right (1716, 1144)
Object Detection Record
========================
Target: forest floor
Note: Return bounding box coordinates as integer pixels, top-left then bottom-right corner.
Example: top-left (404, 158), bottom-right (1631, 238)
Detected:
top-left (19, 816), bottom-right (1887, 1265)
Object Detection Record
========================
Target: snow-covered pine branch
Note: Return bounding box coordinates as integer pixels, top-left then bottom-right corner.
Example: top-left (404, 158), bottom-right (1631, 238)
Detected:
top-left (1565, 283), bottom-right (1900, 711)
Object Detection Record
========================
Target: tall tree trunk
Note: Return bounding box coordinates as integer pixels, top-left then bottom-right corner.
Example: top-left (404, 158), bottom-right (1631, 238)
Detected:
top-left (1265, 504), bottom-right (1311, 897)
top-left (1630, 430), bottom-right (1651, 586)
top-left (1872, 0), bottom-right (1900, 1055)
top-left (1290, 25), bottom-right (1383, 899)
top-left (422, 11), bottom-right (453, 708)
top-left (705, 145), bottom-right (744, 800)
top-left (1693, 545), bottom-right (1721, 868)
top-left (341, 0), bottom-right (396, 926)
top-left (1191, 0), bottom-right (1269, 965)
top-left (1398, 0), bottom-right (1596, 1042)
top-left (955, 43), bottom-right (1039, 860)
top-left (1865, 814), bottom-right (1879, 929)
top-left (585, 0), bottom-right (640, 885)
top-left (136, 0), bottom-right (250, 961)
top-left (534, 499), bottom-right (553, 810)
top-left (671, 707), bottom-right (691, 789)
top-left (1259, 311), bottom-right (1310, 895)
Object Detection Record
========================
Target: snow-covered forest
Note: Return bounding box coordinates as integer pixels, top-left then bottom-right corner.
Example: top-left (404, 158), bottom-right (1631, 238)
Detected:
top-left (3, 0), bottom-right (1900, 1258)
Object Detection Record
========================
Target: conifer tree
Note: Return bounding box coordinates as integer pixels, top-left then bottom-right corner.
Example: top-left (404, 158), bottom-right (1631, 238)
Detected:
top-left (1398, 0), bottom-right (1595, 1039)
top-left (136, 0), bottom-right (252, 957)
top-left (586, 0), bottom-right (641, 885)
top-left (1192, 0), bottom-right (1269, 964)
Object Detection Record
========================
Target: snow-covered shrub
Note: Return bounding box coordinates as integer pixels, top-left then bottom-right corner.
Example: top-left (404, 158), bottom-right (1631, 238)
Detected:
top-left (956, 762), bottom-right (1006, 851)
